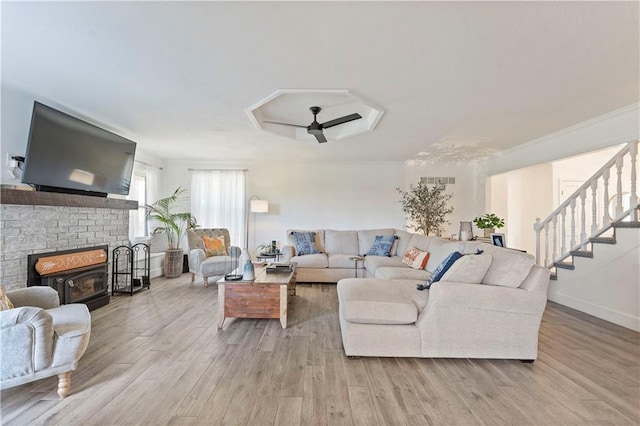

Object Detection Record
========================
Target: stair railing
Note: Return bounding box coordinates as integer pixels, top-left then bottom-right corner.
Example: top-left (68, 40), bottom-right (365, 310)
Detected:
top-left (534, 140), bottom-right (639, 267)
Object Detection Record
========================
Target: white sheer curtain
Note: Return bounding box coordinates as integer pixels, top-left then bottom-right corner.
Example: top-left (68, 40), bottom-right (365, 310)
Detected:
top-left (190, 170), bottom-right (245, 247)
top-left (127, 161), bottom-right (161, 243)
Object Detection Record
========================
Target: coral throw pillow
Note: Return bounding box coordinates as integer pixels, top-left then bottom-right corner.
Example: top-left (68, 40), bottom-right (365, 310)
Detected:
top-left (0, 284), bottom-right (14, 311)
top-left (202, 235), bottom-right (227, 257)
top-left (402, 247), bottom-right (430, 270)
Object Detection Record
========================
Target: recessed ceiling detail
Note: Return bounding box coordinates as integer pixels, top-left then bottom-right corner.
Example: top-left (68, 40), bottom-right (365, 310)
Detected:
top-left (246, 89), bottom-right (384, 142)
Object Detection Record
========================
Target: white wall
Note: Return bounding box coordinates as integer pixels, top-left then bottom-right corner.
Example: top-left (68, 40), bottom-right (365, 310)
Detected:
top-left (404, 161), bottom-right (482, 238)
top-left (1, 89), bottom-right (34, 185)
top-left (162, 160), bottom-right (407, 256)
top-left (549, 228), bottom-right (640, 331)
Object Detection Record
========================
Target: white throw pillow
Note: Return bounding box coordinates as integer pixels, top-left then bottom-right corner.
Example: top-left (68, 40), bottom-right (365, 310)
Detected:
top-left (401, 247), bottom-right (430, 270)
top-left (441, 253), bottom-right (493, 284)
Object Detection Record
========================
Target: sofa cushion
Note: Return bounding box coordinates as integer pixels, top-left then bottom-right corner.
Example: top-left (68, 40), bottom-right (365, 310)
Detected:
top-left (291, 253), bottom-right (328, 268)
top-left (365, 235), bottom-right (397, 257)
top-left (328, 253), bottom-right (358, 269)
top-left (425, 239), bottom-right (462, 272)
top-left (375, 267), bottom-right (431, 281)
top-left (290, 231), bottom-right (322, 255)
top-left (338, 279), bottom-right (429, 325)
top-left (402, 247), bottom-right (430, 269)
top-left (442, 253), bottom-right (493, 284)
top-left (325, 230), bottom-right (358, 254)
top-left (392, 230), bottom-right (412, 256)
top-left (431, 251), bottom-right (463, 283)
top-left (481, 246), bottom-right (536, 288)
top-left (357, 229), bottom-right (395, 256)
top-left (200, 255), bottom-right (235, 276)
top-left (364, 256), bottom-right (404, 273)
top-left (407, 234), bottom-right (432, 252)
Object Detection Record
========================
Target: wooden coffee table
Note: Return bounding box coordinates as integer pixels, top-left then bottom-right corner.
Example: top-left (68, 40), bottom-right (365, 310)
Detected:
top-left (216, 263), bottom-right (297, 329)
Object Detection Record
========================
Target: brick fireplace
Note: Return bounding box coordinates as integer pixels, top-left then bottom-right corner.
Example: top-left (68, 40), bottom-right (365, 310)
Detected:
top-left (0, 188), bottom-right (137, 293)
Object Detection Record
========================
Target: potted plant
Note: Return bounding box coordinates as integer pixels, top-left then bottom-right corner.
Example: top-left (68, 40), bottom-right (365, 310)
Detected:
top-left (397, 181), bottom-right (454, 236)
top-left (473, 213), bottom-right (505, 238)
top-left (146, 187), bottom-right (197, 278)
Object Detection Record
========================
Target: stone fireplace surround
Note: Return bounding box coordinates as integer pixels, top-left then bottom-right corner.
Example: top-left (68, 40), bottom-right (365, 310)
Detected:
top-left (1, 188), bottom-right (137, 291)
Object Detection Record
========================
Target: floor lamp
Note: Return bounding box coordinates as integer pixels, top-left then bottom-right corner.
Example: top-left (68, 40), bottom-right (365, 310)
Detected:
top-left (244, 195), bottom-right (269, 261)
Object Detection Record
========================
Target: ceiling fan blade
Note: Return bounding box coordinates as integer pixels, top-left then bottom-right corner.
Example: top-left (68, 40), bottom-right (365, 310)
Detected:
top-left (321, 113), bottom-right (362, 129)
top-left (315, 133), bottom-right (328, 143)
top-left (262, 120), bottom-right (307, 128)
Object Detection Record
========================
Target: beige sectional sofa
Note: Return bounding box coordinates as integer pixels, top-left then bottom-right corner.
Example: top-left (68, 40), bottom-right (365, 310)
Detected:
top-left (282, 228), bottom-right (550, 360)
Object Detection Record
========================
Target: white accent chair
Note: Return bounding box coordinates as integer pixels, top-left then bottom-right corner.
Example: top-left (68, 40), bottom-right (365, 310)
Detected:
top-left (1, 286), bottom-right (91, 398)
top-left (187, 228), bottom-right (241, 286)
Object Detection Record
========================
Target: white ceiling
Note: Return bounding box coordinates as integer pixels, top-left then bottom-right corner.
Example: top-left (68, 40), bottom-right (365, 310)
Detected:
top-left (2, 1), bottom-right (638, 163)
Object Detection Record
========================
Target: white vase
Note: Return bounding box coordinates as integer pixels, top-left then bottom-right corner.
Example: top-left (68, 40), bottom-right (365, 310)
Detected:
top-left (242, 260), bottom-right (255, 280)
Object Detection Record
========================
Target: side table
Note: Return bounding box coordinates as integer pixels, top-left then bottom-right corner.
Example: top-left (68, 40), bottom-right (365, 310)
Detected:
top-left (349, 255), bottom-right (365, 278)
top-left (256, 252), bottom-right (282, 262)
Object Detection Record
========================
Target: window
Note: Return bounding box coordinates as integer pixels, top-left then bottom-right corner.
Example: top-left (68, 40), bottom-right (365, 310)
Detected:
top-left (127, 162), bottom-right (160, 243)
top-left (131, 173), bottom-right (148, 238)
top-left (191, 170), bottom-right (246, 246)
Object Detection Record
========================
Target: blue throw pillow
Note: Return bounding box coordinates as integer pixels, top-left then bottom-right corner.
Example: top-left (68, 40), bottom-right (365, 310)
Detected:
top-left (290, 231), bottom-right (321, 256)
top-left (417, 251), bottom-right (462, 291)
top-left (365, 235), bottom-right (397, 257)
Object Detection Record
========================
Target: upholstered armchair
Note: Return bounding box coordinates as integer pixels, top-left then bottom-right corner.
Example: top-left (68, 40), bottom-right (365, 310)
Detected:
top-left (0, 286), bottom-right (91, 398)
top-left (187, 228), bottom-right (241, 286)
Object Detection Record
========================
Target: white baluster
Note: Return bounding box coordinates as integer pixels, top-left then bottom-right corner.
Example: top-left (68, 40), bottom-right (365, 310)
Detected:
top-left (580, 189), bottom-right (587, 249)
top-left (615, 156), bottom-right (624, 219)
top-left (560, 207), bottom-right (567, 257)
top-left (630, 141), bottom-right (638, 220)
top-left (534, 218), bottom-right (541, 265)
top-left (591, 179), bottom-right (598, 234)
top-left (544, 222), bottom-right (550, 267)
top-left (552, 215), bottom-right (558, 262)
top-left (602, 167), bottom-right (610, 227)
top-left (570, 198), bottom-right (577, 249)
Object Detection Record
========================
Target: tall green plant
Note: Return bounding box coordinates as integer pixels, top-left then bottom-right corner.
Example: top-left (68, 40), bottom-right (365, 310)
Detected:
top-left (397, 181), bottom-right (454, 236)
top-left (146, 187), bottom-right (196, 250)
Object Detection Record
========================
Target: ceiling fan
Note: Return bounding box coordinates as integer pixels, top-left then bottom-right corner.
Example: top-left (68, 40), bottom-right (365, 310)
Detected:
top-left (264, 106), bottom-right (362, 143)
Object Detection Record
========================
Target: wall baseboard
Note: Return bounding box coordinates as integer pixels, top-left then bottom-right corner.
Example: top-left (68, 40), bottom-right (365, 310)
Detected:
top-left (549, 292), bottom-right (640, 332)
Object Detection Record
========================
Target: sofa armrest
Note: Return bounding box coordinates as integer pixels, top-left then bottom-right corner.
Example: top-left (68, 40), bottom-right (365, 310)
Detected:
top-left (281, 245), bottom-right (295, 262)
top-left (7, 287), bottom-right (60, 309)
top-left (1, 307), bottom-right (55, 376)
top-left (188, 248), bottom-right (206, 272)
top-left (425, 281), bottom-right (546, 315)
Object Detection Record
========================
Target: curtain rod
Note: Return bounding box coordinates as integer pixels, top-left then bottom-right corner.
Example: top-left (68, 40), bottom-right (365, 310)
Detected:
top-left (135, 160), bottom-right (163, 170)
top-left (188, 168), bottom-right (248, 172)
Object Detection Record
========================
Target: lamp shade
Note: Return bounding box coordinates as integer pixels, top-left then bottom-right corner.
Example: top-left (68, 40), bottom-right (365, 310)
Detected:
top-left (250, 199), bottom-right (269, 213)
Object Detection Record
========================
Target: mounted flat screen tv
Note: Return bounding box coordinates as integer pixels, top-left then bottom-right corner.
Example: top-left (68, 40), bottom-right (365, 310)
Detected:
top-left (22, 101), bottom-right (137, 197)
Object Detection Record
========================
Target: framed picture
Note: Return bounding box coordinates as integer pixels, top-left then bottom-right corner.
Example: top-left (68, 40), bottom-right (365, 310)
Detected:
top-left (490, 233), bottom-right (506, 248)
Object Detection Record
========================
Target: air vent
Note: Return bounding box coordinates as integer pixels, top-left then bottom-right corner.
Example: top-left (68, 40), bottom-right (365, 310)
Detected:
top-left (421, 177), bottom-right (455, 185)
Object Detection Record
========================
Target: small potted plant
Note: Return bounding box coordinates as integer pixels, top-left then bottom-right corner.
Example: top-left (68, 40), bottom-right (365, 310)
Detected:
top-left (146, 187), bottom-right (197, 278)
top-left (473, 213), bottom-right (505, 238)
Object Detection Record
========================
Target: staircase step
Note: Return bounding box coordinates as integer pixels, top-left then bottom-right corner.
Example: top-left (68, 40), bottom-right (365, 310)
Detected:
top-left (570, 250), bottom-right (593, 258)
top-left (554, 261), bottom-right (575, 270)
top-left (589, 236), bottom-right (616, 244)
top-left (612, 221), bottom-right (640, 228)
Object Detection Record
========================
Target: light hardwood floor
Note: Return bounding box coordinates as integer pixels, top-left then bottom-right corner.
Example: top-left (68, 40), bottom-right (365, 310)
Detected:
top-left (2, 275), bottom-right (639, 425)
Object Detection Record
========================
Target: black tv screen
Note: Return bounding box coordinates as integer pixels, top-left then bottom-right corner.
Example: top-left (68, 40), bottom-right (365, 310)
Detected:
top-left (22, 102), bottom-right (136, 197)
